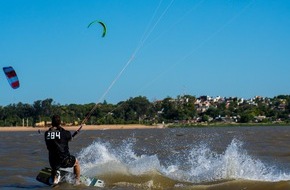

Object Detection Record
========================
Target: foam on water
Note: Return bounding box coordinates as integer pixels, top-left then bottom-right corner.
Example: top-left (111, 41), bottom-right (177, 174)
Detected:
top-left (76, 138), bottom-right (290, 185)
top-left (164, 139), bottom-right (290, 183)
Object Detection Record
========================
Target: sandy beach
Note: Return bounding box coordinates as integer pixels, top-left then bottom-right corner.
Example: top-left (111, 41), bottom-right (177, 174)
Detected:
top-left (0, 124), bottom-right (164, 132)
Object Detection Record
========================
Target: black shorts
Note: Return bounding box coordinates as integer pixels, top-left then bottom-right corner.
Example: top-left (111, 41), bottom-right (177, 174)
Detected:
top-left (61, 155), bottom-right (76, 168)
top-left (49, 155), bottom-right (76, 170)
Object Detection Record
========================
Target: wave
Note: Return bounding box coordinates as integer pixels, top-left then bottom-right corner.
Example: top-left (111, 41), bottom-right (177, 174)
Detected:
top-left (75, 138), bottom-right (290, 188)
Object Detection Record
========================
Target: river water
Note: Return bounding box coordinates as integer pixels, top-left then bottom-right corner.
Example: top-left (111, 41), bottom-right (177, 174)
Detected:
top-left (1, 126), bottom-right (290, 190)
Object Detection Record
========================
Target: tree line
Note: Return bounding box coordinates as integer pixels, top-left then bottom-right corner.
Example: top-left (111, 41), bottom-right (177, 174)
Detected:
top-left (1, 94), bottom-right (290, 127)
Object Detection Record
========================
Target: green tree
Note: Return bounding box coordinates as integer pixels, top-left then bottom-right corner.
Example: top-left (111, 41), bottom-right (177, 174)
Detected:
top-left (239, 112), bottom-right (255, 123)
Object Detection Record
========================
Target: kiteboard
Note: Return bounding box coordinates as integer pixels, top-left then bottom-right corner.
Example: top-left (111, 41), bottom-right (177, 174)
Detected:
top-left (36, 167), bottom-right (105, 187)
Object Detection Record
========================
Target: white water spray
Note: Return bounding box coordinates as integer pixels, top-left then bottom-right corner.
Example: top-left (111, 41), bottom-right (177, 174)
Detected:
top-left (76, 138), bottom-right (290, 183)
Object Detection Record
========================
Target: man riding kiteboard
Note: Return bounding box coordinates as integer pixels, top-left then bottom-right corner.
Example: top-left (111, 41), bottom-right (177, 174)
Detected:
top-left (44, 115), bottom-right (81, 185)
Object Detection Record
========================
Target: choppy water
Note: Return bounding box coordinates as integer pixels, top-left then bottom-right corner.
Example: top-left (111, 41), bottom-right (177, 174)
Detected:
top-left (1, 126), bottom-right (290, 189)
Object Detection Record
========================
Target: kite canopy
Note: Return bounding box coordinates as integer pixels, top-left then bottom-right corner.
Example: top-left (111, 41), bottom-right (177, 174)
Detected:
top-left (87, 20), bottom-right (106, 37)
top-left (3, 66), bottom-right (20, 89)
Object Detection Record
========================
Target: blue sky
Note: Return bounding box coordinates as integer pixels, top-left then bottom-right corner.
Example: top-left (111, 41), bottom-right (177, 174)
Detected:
top-left (0, 0), bottom-right (290, 106)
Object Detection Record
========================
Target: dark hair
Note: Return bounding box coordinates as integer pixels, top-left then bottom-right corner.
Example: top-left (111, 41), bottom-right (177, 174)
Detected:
top-left (51, 115), bottom-right (61, 127)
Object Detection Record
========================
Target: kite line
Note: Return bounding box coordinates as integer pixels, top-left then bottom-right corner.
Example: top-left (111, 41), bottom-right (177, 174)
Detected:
top-left (73, 0), bottom-right (175, 138)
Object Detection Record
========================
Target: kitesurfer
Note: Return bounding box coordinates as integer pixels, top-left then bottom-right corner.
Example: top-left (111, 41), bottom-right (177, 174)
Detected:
top-left (44, 115), bottom-right (80, 185)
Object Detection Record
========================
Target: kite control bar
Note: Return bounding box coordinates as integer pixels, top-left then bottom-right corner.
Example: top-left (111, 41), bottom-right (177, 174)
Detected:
top-left (72, 125), bottom-right (83, 138)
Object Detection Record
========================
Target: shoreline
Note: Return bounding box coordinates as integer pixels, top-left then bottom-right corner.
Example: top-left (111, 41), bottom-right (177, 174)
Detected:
top-left (0, 124), bottom-right (164, 132)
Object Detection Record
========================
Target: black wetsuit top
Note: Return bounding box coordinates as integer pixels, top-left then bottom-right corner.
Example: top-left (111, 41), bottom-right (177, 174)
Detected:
top-left (44, 126), bottom-right (72, 169)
